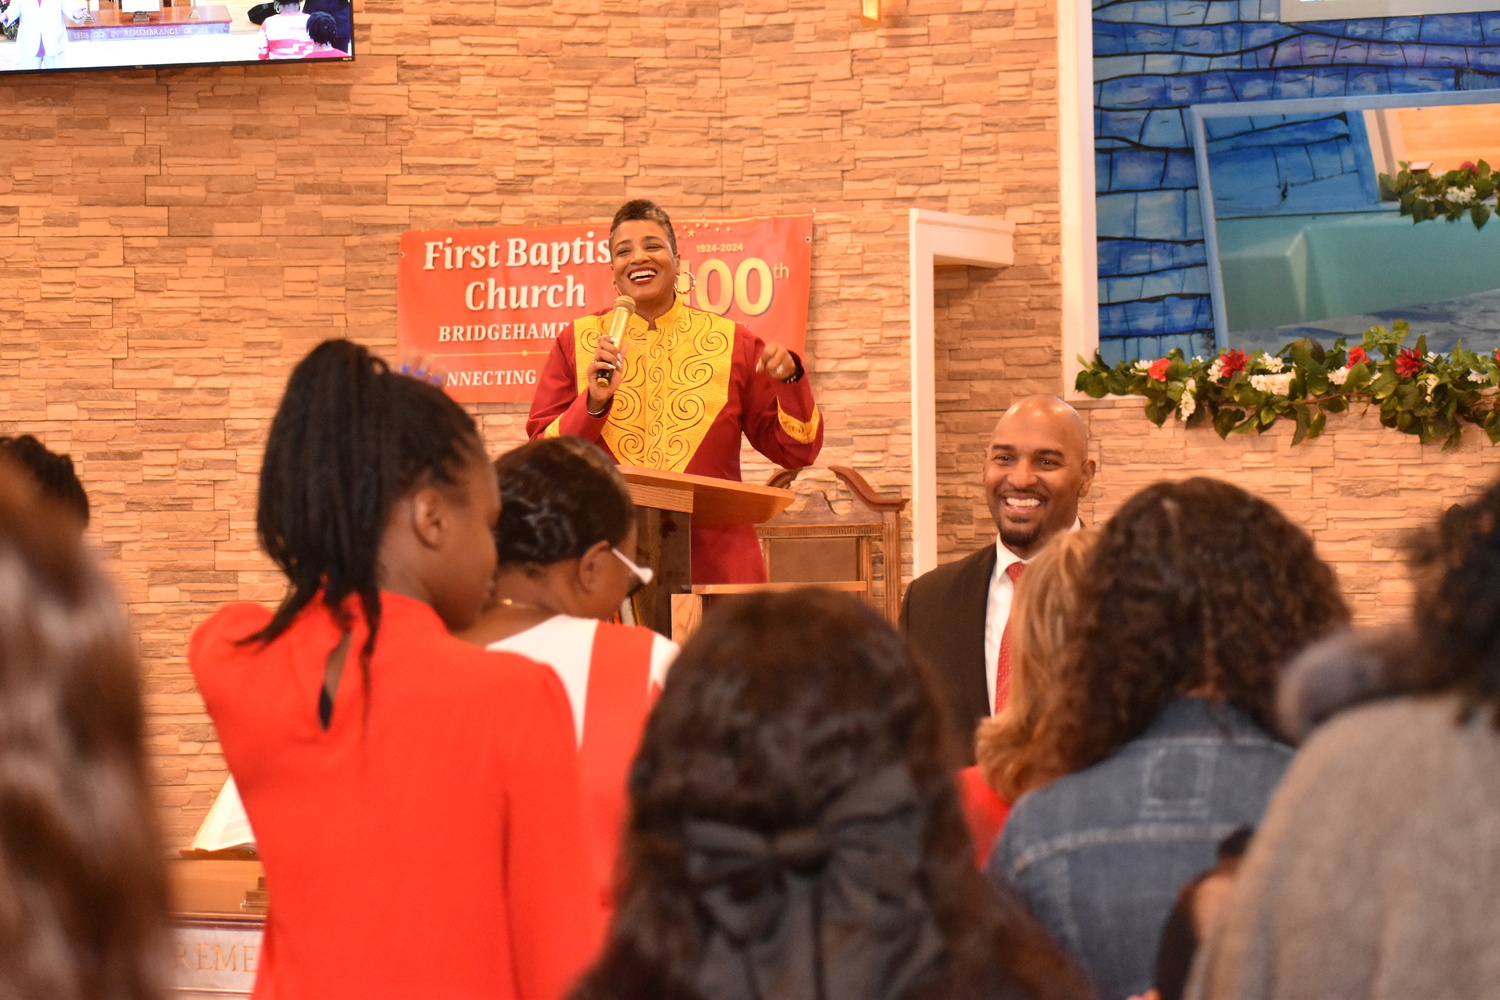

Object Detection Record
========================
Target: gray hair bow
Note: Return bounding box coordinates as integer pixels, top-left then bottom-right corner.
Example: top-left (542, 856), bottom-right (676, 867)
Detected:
top-left (685, 764), bottom-right (944, 1000)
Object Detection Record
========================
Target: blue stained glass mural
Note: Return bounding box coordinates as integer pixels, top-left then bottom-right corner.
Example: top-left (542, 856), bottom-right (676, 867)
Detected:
top-left (1093, 0), bottom-right (1500, 364)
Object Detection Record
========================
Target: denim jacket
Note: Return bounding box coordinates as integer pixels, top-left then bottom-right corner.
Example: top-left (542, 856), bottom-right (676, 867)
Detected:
top-left (984, 697), bottom-right (1292, 1000)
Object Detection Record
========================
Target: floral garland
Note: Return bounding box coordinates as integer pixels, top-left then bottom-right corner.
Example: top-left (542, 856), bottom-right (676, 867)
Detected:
top-left (1379, 160), bottom-right (1497, 230)
top-left (1075, 321), bottom-right (1500, 449)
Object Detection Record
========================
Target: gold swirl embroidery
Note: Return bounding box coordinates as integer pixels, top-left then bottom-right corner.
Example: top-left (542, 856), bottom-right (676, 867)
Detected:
top-left (572, 305), bottom-right (734, 473)
top-left (776, 404), bottom-right (821, 444)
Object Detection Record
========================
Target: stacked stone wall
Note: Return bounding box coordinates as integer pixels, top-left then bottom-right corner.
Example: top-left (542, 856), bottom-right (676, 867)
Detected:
top-left (0, 0), bottom-right (1062, 846)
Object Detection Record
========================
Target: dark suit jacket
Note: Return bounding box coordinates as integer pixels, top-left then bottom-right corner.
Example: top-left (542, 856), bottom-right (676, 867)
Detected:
top-left (899, 543), bottom-right (997, 766)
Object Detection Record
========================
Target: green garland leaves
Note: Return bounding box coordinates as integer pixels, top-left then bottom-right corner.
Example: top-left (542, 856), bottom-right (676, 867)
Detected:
top-left (1075, 321), bottom-right (1500, 449)
top-left (1379, 160), bottom-right (1497, 230)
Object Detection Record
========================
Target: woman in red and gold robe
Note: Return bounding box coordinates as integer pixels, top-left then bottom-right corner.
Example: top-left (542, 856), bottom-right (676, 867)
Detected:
top-left (526, 199), bottom-right (822, 584)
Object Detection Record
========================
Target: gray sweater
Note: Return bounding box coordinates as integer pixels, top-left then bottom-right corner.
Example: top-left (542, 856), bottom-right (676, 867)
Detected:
top-left (1188, 693), bottom-right (1500, 1000)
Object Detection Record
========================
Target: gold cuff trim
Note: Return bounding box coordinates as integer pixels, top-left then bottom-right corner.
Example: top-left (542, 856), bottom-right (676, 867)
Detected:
top-left (777, 404), bottom-right (821, 445)
top-left (542, 416), bottom-right (563, 439)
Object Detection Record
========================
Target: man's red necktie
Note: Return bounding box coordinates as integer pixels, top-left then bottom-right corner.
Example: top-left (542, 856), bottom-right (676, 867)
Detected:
top-left (993, 561), bottom-right (1026, 714)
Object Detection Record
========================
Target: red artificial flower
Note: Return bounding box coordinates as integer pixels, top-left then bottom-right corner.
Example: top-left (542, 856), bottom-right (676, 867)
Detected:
top-left (1218, 349), bottom-right (1248, 379)
top-left (1461, 160), bottom-right (1477, 172)
top-left (1395, 348), bottom-right (1423, 378)
top-left (1346, 345), bottom-right (1369, 367)
top-left (1148, 357), bottom-right (1171, 382)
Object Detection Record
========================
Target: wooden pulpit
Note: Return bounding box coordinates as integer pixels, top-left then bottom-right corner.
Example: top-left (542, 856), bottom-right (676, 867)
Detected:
top-left (170, 858), bottom-right (265, 998)
top-left (619, 466), bottom-right (793, 639)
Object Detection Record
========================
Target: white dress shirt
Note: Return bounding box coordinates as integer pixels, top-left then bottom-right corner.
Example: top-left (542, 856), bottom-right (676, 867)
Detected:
top-left (982, 519), bottom-right (1083, 713)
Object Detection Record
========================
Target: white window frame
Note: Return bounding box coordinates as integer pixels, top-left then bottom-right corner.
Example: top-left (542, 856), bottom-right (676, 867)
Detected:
top-left (1059, 0), bottom-right (1100, 397)
top-left (1282, 0), bottom-right (1499, 22)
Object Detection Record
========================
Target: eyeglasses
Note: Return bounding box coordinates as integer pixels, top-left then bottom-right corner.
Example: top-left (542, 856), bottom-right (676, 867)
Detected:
top-left (611, 547), bottom-right (654, 596)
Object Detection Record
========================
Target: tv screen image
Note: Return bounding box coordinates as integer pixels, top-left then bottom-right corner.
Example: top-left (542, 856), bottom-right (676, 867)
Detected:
top-left (0, 0), bottom-right (351, 75)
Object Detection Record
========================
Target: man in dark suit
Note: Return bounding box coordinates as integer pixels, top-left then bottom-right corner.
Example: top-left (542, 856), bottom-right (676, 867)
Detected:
top-left (900, 395), bottom-right (1095, 763)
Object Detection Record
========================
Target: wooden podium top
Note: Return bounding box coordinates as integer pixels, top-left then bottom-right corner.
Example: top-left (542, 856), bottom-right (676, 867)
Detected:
top-left (620, 466), bottom-right (793, 525)
top-left (171, 857), bottom-right (264, 922)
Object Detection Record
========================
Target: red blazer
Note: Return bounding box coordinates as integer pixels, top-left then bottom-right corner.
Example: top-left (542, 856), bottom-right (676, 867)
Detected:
top-left (191, 592), bottom-right (604, 1000)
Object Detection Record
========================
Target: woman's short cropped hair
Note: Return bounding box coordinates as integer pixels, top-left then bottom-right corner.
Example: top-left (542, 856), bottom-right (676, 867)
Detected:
top-left (1041, 477), bottom-right (1348, 779)
top-left (975, 529), bottom-right (1097, 801)
top-left (306, 11), bottom-right (338, 45)
top-left (0, 465), bottom-right (168, 1000)
top-left (492, 436), bottom-right (634, 567)
top-left (570, 588), bottom-right (1090, 1000)
top-left (610, 199), bottom-right (678, 256)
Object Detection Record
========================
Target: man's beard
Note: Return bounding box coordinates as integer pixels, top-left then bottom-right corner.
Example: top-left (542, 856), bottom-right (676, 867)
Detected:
top-left (1000, 520), bottom-right (1043, 553)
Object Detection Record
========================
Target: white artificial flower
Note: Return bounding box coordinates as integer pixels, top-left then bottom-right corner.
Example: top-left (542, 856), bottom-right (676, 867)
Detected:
top-left (1328, 367), bottom-right (1350, 386)
top-left (1250, 372), bottom-right (1295, 395)
top-left (1262, 356), bottom-right (1286, 373)
top-left (1471, 369), bottom-right (1490, 384)
top-left (1178, 386), bottom-right (1197, 421)
top-left (1444, 185), bottom-right (1478, 205)
top-left (1421, 373), bottom-right (1440, 393)
top-left (1207, 359), bottom-right (1225, 381)
top-left (1132, 360), bottom-right (1152, 375)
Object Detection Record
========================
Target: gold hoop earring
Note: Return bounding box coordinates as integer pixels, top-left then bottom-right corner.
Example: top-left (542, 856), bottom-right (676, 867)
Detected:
top-left (675, 269), bottom-right (696, 297)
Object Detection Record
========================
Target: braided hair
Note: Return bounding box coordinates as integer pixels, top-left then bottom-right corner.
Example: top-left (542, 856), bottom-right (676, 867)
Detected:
top-left (493, 437), bottom-right (634, 568)
top-left (246, 339), bottom-right (482, 662)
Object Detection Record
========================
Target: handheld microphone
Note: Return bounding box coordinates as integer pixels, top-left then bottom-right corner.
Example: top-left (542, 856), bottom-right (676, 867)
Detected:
top-left (595, 295), bottom-right (636, 387)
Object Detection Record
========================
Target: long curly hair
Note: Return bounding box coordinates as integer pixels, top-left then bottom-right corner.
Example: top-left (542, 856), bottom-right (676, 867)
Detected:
top-left (569, 588), bottom-right (1090, 1000)
top-left (1399, 482), bottom-right (1500, 721)
top-left (1038, 477), bottom-right (1348, 779)
top-left (0, 466), bottom-right (168, 1000)
top-left (975, 529), bottom-right (1098, 802)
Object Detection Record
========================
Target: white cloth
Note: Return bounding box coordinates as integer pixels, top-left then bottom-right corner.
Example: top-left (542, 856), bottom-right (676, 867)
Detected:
top-left (13, 0), bottom-right (71, 66)
top-left (981, 519), bottom-right (1083, 712)
top-left (488, 614), bottom-right (676, 746)
top-left (190, 774), bottom-right (257, 852)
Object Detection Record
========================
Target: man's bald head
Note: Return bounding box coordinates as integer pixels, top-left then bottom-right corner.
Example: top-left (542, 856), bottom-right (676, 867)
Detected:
top-left (998, 395), bottom-right (1090, 453)
top-left (983, 396), bottom-right (1096, 559)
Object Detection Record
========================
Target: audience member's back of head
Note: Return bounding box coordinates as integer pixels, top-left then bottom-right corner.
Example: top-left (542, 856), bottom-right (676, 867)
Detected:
top-left (1183, 482), bottom-right (1500, 1000)
top-left (570, 588), bottom-right (1090, 1000)
top-left (306, 9), bottom-right (338, 45)
top-left (493, 436), bottom-right (635, 568)
top-left (1044, 477), bottom-right (1348, 774)
top-left (0, 463), bottom-right (166, 1000)
top-left (1280, 485), bottom-right (1500, 740)
top-left (1400, 485), bottom-right (1500, 718)
top-left (0, 434), bottom-right (89, 528)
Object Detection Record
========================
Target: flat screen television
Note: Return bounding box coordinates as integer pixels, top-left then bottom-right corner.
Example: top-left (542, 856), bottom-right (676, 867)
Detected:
top-left (0, 0), bottom-right (352, 75)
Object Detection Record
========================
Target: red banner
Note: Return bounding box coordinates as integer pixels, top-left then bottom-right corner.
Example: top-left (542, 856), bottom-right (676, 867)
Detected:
top-left (396, 215), bottom-right (813, 403)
